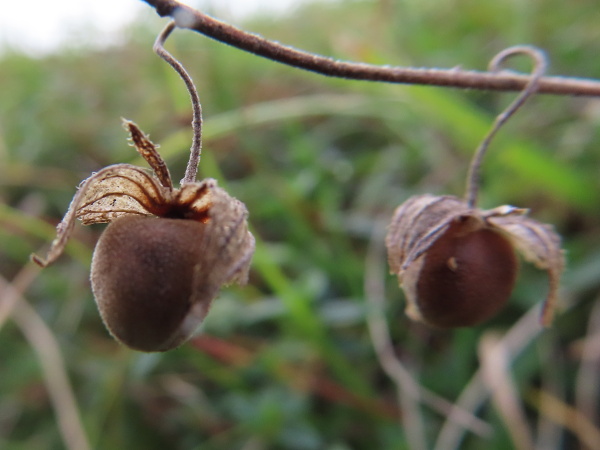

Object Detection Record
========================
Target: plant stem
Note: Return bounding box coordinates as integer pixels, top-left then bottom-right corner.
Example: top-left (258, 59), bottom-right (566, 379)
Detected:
top-left (465, 46), bottom-right (547, 208)
top-left (154, 20), bottom-right (203, 184)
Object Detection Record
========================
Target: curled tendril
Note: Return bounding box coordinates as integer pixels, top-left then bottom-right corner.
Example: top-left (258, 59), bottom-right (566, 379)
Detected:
top-left (465, 45), bottom-right (548, 208)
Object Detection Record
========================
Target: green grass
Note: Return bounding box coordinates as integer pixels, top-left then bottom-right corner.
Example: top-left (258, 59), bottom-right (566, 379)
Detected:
top-left (1, 1), bottom-right (600, 449)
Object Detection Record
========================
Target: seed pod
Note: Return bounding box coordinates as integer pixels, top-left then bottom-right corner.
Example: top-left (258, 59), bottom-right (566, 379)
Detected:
top-left (386, 194), bottom-right (564, 328)
top-left (90, 185), bottom-right (254, 352)
top-left (33, 122), bottom-right (255, 352)
top-left (32, 23), bottom-right (256, 352)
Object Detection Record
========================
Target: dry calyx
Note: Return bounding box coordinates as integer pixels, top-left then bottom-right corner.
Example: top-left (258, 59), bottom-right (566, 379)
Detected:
top-left (386, 195), bottom-right (563, 328)
top-left (385, 46), bottom-right (565, 329)
top-left (32, 22), bottom-right (255, 352)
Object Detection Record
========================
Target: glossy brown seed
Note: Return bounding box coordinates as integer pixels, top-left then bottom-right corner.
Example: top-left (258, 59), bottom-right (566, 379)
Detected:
top-left (404, 220), bottom-right (518, 328)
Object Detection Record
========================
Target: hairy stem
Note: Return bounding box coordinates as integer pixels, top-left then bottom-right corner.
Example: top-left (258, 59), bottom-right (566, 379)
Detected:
top-left (140, 0), bottom-right (600, 96)
top-left (154, 20), bottom-right (203, 185)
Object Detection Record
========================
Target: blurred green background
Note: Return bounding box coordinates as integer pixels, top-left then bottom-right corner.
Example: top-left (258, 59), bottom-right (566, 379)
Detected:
top-left (1, 0), bottom-right (600, 449)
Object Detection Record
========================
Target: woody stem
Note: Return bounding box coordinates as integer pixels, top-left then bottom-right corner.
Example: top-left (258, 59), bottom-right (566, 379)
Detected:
top-left (141, 0), bottom-right (600, 96)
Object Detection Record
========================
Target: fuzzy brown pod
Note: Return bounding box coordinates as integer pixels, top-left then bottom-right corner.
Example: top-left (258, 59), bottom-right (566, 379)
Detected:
top-left (385, 194), bottom-right (564, 328)
top-left (33, 121), bottom-right (255, 351)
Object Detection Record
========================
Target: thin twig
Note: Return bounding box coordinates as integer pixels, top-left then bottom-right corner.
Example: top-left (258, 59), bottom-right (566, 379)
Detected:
top-left (535, 335), bottom-right (564, 450)
top-left (0, 263), bottom-right (40, 331)
top-left (154, 20), bottom-right (203, 184)
top-left (527, 389), bottom-right (600, 450)
top-left (0, 274), bottom-right (91, 450)
top-left (478, 333), bottom-right (535, 450)
top-left (140, 0), bottom-right (600, 97)
top-left (574, 294), bottom-right (600, 433)
top-left (465, 46), bottom-right (547, 208)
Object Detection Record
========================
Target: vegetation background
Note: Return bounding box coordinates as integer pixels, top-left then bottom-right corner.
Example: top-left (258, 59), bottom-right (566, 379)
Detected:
top-left (1, 0), bottom-right (600, 448)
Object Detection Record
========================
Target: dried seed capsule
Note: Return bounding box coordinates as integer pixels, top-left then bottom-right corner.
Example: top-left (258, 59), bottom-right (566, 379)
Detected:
top-left (32, 121), bottom-right (255, 352)
top-left (384, 48), bottom-right (562, 328)
top-left (386, 195), bottom-right (564, 328)
top-left (91, 186), bottom-right (254, 352)
top-left (32, 24), bottom-right (257, 352)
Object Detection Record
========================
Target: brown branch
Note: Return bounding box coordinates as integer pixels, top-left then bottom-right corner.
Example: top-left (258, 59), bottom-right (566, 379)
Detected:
top-left (139, 0), bottom-right (600, 96)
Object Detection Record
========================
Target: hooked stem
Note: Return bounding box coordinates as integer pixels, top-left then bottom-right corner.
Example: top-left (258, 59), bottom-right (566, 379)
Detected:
top-left (154, 20), bottom-right (203, 185)
top-left (465, 46), bottom-right (547, 208)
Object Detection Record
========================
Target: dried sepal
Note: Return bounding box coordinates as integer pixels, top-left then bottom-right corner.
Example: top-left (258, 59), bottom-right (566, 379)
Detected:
top-left (488, 214), bottom-right (564, 325)
top-left (31, 163), bottom-right (169, 267)
top-left (386, 195), bottom-right (564, 328)
top-left (386, 194), bottom-right (470, 276)
top-left (173, 182), bottom-right (213, 220)
top-left (76, 165), bottom-right (171, 223)
top-left (123, 118), bottom-right (173, 189)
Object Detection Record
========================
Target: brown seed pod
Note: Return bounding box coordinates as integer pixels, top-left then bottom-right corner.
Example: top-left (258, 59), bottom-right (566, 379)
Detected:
top-left (386, 196), bottom-right (563, 329)
top-left (32, 22), bottom-right (255, 351)
top-left (385, 47), bottom-right (564, 328)
top-left (33, 121), bottom-right (255, 351)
